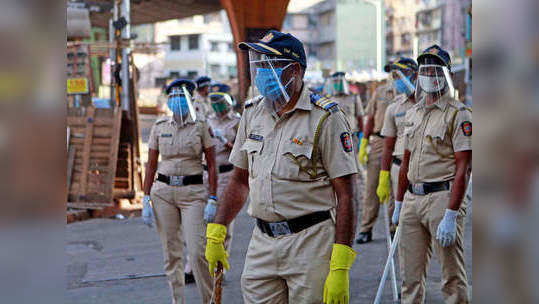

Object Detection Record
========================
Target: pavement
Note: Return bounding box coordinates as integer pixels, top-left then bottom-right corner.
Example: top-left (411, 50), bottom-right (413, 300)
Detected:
top-left (66, 114), bottom-right (472, 303)
top-left (66, 202), bottom-right (471, 304)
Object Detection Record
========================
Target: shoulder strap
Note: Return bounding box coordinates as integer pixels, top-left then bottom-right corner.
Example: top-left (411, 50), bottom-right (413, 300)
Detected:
top-left (155, 116), bottom-right (169, 125)
top-left (310, 93), bottom-right (339, 112)
top-left (244, 95), bottom-right (263, 109)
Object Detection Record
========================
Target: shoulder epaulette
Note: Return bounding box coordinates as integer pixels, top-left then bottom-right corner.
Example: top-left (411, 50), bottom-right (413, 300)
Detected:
top-left (155, 116), bottom-right (169, 125)
top-left (310, 93), bottom-right (339, 112)
top-left (244, 95), bottom-right (263, 109)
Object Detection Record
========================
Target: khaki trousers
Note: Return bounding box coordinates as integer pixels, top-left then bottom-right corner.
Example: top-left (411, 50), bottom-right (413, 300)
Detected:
top-left (151, 182), bottom-right (212, 304)
top-left (360, 136), bottom-right (394, 233)
top-left (399, 189), bottom-right (470, 304)
top-left (241, 219), bottom-right (335, 304)
top-left (217, 171), bottom-right (235, 254)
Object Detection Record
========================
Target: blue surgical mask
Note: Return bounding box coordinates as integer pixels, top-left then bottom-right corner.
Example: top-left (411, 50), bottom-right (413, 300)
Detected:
top-left (254, 67), bottom-right (284, 101)
top-left (167, 95), bottom-right (189, 117)
top-left (394, 76), bottom-right (415, 96)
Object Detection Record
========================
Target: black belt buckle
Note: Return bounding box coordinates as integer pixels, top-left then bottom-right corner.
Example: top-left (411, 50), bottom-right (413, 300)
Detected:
top-left (392, 157), bottom-right (402, 166)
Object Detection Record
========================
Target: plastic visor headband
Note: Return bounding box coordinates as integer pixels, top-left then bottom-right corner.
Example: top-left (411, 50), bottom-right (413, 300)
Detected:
top-left (419, 64), bottom-right (455, 97)
top-left (391, 69), bottom-right (415, 92)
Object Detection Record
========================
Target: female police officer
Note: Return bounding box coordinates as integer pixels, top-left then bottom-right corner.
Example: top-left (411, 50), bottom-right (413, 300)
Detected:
top-left (142, 79), bottom-right (218, 304)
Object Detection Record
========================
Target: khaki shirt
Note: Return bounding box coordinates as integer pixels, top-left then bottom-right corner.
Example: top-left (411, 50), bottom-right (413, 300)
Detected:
top-left (207, 112), bottom-right (240, 166)
top-left (333, 94), bottom-right (362, 132)
top-left (381, 94), bottom-right (415, 157)
top-left (148, 116), bottom-right (216, 177)
top-left (229, 88), bottom-right (359, 222)
top-left (194, 94), bottom-right (211, 120)
top-left (365, 84), bottom-right (395, 133)
top-left (404, 93), bottom-right (472, 184)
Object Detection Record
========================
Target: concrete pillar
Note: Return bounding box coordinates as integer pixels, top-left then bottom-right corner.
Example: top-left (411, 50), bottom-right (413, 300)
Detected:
top-left (220, 0), bottom-right (290, 105)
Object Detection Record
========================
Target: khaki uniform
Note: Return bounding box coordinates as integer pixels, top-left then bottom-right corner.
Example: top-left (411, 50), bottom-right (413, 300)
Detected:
top-left (229, 88), bottom-right (358, 303)
top-left (148, 115), bottom-right (216, 304)
top-left (207, 111), bottom-right (241, 253)
top-left (399, 94), bottom-right (471, 304)
top-left (194, 94), bottom-right (211, 119)
top-left (381, 94), bottom-right (415, 199)
top-left (360, 84), bottom-right (395, 233)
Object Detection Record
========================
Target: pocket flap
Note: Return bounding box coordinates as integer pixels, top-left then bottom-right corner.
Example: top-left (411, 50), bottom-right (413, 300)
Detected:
top-left (240, 140), bottom-right (263, 154)
top-left (425, 125), bottom-right (446, 141)
top-left (282, 143), bottom-right (313, 159)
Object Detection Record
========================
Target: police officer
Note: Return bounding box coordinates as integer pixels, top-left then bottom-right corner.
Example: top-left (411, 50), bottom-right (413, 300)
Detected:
top-left (204, 30), bottom-right (360, 304)
top-left (327, 71), bottom-right (363, 149)
top-left (394, 45), bottom-right (471, 303)
top-left (141, 79), bottom-right (218, 304)
top-left (376, 58), bottom-right (418, 218)
top-left (205, 83), bottom-right (240, 256)
top-left (195, 76), bottom-right (212, 118)
top-left (356, 66), bottom-right (396, 244)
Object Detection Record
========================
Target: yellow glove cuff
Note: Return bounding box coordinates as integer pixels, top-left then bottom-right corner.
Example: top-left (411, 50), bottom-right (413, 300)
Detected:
top-left (360, 138), bottom-right (369, 147)
top-left (329, 244), bottom-right (357, 271)
top-left (379, 170), bottom-right (390, 183)
top-left (206, 223), bottom-right (227, 242)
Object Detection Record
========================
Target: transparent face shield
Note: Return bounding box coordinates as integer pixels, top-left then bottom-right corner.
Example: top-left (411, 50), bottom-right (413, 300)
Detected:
top-left (167, 85), bottom-right (197, 125)
top-left (416, 64), bottom-right (455, 105)
top-left (328, 75), bottom-right (349, 96)
top-left (390, 69), bottom-right (416, 97)
top-left (209, 92), bottom-right (234, 118)
top-left (248, 49), bottom-right (297, 113)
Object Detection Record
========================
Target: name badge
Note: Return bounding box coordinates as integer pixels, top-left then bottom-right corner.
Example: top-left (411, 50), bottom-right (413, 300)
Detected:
top-left (161, 133), bottom-right (173, 137)
top-left (248, 133), bottom-right (263, 141)
top-left (395, 112), bottom-right (406, 117)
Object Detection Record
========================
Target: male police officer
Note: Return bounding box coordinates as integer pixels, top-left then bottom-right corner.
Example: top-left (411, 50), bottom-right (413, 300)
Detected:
top-left (142, 79), bottom-right (217, 304)
top-left (327, 71), bottom-right (363, 149)
top-left (356, 65), bottom-right (396, 243)
top-left (204, 30), bottom-right (360, 304)
top-left (394, 45), bottom-right (471, 303)
top-left (195, 76), bottom-right (212, 118)
top-left (376, 58), bottom-right (418, 218)
top-left (205, 83), bottom-right (240, 255)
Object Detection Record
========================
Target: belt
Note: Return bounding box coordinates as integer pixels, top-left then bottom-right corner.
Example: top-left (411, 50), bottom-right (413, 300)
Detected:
top-left (392, 157), bottom-right (402, 166)
top-left (256, 210), bottom-right (331, 238)
top-left (157, 173), bottom-right (203, 186)
top-left (408, 181), bottom-right (451, 195)
top-left (203, 164), bottom-right (234, 173)
top-left (372, 132), bottom-right (384, 138)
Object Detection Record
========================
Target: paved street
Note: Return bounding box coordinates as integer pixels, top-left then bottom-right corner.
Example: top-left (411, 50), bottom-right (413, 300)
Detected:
top-left (66, 202), bottom-right (471, 304)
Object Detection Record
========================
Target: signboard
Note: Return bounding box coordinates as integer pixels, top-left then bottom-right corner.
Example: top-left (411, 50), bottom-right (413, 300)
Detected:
top-left (67, 77), bottom-right (89, 94)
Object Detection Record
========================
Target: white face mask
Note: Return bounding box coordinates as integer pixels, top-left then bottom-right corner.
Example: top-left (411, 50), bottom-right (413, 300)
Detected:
top-left (418, 75), bottom-right (446, 93)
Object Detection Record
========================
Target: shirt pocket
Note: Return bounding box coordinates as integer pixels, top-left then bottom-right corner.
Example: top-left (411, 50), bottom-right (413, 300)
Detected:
top-left (158, 134), bottom-right (174, 157)
top-left (279, 143), bottom-right (314, 180)
top-left (403, 122), bottom-right (419, 153)
top-left (183, 133), bottom-right (202, 156)
top-left (240, 140), bottom-right (263, 177)
top-left (425, 125), bottom-right (453, 159)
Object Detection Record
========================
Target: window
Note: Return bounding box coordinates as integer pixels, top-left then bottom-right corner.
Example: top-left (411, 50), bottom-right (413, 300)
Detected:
top-left (188, 34), bottom-right (199, 50)
top-left (228, 65), bottom-right (237, 76)
top-left (210, 41), bottom-right (219, 52)
top-left (169, 35), bottom-right (181, 51)
top-left (187, 71), bottom-right (198, 79)
top-left (227, 43), bottom-right (234, 52)
top-left (169, 71), bottom-right (180, 79)
top-left (292, 15), bottom-right (308, 29)
top-left (210, 64), bottom-right (220, 76)
top-left (155, 77), bottom-right (168, 88)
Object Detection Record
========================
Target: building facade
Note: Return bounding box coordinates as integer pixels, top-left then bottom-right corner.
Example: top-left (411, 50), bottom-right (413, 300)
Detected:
top-left (283, 0), bottom-right (386, 72)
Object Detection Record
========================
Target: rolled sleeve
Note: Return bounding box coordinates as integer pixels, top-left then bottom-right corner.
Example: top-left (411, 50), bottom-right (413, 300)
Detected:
top-left (200, 121), bottom-right (217, 149)
top-left (320, 111), bottom-right (359, 179)
top-left (452, 109), bottom-right (472, 152)
top-left (381, 103), bottom-right (397, 137)
top-left (228, 112), bottom-right (248, 169)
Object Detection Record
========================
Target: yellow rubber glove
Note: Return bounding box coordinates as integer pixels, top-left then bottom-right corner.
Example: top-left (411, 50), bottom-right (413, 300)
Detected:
top-left (376, 170), bottom-right (391, 204)
top-left (323, 244), bottom-right (357, 304)
top-left (205, 223), bottom-right (230, 277)
top-left (358, 138), bottom-right (369, 166)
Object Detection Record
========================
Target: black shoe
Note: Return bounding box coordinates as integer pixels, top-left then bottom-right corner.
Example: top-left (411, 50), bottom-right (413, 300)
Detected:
top-left (185, 272), bottom-right (195, 284)
top-left (356, 231), bottom-right (372, 244)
